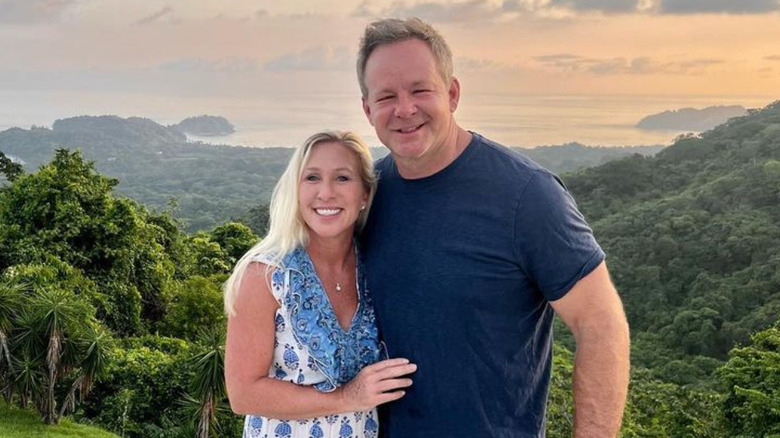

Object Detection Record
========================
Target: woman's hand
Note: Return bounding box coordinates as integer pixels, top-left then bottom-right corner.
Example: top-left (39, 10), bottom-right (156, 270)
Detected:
top-left (339, 358), bottom-right (417, 412)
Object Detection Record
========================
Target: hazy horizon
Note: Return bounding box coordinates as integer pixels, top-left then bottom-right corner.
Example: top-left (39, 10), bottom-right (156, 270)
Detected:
top-left (2, 0), bottom-right (778, 147)
top-left (0, 90), bottom-right (774, 149)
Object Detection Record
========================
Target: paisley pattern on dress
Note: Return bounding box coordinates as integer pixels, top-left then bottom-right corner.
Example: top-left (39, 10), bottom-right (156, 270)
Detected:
top-left (241, 246), bottom-right (381, 438)
top-left (282, 247), bottom-right (380, 392)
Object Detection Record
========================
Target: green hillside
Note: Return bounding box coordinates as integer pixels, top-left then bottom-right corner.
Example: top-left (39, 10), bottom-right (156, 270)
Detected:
top-left (0, 403), bottom-right (120, 438)
top-left (1, 102), bottom-right (779, 437)
top-left (566, 101), bottom-right (780, 385)
top-left (0, 115), bottom-right (661, 232)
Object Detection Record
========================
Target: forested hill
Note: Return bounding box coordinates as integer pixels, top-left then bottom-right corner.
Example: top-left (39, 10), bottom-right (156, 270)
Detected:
top-left (565, 101), bottom-right (780, 385)
top-left (2, 105), bottom-right (780, 436)
top-left (0, 115), bottom-right (661, 232)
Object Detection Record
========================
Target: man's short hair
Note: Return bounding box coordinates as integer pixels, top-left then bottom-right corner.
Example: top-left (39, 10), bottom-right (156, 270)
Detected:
top-left (356, 17), bottom-right (453, 98)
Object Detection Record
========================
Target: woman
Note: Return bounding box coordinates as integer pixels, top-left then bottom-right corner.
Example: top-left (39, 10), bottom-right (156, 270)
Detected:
top-left (224, 131), bottom-right (415, 438)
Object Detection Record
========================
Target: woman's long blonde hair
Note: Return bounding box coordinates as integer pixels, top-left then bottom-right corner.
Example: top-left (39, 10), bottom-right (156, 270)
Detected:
top-left (223, 131), bottom-right (377, 316)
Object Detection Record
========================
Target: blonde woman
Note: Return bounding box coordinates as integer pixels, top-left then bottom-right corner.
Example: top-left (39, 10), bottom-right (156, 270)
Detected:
top-left (224, 131), bottom-right (415, 438)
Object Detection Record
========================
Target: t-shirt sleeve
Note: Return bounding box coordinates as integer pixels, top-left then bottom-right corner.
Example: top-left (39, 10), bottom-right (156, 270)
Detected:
top-left (513, 170), bottom-right (605, 301)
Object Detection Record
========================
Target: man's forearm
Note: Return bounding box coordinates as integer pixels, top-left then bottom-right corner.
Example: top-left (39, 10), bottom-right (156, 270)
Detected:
top-left (571, 317), bottom-right (630, 438)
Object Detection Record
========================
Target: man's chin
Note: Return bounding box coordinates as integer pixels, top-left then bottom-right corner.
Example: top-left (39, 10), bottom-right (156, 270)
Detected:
top-left (387, 137), bottom-right (431, 158)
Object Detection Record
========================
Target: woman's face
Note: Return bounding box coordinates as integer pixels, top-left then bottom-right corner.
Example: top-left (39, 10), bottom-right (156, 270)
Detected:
top-left (298, 141), bottom-right (368, 243)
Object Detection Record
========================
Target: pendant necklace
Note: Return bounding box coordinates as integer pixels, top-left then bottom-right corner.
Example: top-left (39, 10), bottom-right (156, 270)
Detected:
top-left (334, 248), bottom-right (354, 292)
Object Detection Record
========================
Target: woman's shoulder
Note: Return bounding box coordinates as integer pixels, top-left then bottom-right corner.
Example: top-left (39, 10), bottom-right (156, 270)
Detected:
top-left (249, 247), bottom-right (308, 271)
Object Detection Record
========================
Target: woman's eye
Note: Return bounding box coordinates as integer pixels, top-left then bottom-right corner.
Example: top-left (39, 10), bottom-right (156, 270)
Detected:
top-left (304, 174), bottom-right (319, 182)
top-left (336, 175), bottom-right (351, 182)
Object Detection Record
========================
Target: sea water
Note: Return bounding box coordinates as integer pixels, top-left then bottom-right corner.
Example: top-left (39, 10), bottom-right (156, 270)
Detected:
top-left (0, 90), bottom-right (773, 149)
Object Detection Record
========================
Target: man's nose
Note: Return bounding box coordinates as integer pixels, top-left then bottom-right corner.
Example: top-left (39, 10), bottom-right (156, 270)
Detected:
top-left (394, 94), bottom-right (417, 118)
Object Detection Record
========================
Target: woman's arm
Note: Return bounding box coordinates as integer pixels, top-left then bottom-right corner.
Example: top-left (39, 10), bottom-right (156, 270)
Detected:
top-left (225, 262), bottom-right (415, 419)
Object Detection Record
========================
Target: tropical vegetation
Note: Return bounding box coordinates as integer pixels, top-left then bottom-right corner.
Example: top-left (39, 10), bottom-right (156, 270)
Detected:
top-left (0, 101), bottom-right (778, 437)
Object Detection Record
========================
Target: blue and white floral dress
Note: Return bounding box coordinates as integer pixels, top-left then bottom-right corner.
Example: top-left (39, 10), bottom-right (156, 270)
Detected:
top-left (242, 246), bottom-right (382, 438)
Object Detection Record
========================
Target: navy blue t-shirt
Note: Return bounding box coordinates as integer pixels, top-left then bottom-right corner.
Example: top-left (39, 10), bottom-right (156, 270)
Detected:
top-left (361, 133), bottom-right (604, 437)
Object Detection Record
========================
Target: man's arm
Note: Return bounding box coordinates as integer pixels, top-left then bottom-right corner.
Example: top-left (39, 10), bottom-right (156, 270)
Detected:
top-left (550, 261), bottom-right (630, 438)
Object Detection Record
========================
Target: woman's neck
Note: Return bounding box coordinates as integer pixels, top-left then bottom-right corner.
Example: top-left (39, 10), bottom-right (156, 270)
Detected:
top-left (305, 236), bottom-right (354, 271)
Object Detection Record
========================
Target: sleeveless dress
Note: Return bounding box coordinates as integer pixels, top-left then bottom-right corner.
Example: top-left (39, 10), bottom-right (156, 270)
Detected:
top-left (242, 246), bottom-right (383, 438)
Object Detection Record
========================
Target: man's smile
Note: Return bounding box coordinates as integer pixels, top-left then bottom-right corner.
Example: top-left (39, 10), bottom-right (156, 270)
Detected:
top-left (394, 123), bottom-right (425, 134)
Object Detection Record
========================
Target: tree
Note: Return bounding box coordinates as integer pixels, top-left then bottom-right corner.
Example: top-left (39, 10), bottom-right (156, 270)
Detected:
top-left (719, 321), bottom-right (780, 437)
top-left (0, 149), bottom-right (178, 335)
top-left (187, 234), bottom-right (231, 277)
top-left (238, 203), bottom-right (271, 237)
top-left (82, 336), bottom-right (193, 437)
top-left (0, 275), bottom-right (112, 425)
top-left (162, 276), bottom-right (226, 340)
top-left (187, 330), bottom-right (227, 438)
top-left (0, 151), bottom-right (23, 182)
top-left (208, 222), bottom-right (258, 264)
top-left (0, 279), bottom-right (23, 399)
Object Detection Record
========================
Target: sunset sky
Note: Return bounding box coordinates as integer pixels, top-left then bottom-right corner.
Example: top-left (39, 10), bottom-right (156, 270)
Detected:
top-left (1, 0), bottom-right (778, 146)
top-left (2, 0), bottom-right (778, 96)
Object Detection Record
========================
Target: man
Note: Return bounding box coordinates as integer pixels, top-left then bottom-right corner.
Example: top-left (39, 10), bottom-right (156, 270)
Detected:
top-left (358, 17), bottom-right (630, 438)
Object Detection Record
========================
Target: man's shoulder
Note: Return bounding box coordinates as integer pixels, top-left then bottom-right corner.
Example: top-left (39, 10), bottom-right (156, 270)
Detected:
top-left (373, 154), bottom-right (396, 177)
top-left (470, 132), bottom-right (552, 181)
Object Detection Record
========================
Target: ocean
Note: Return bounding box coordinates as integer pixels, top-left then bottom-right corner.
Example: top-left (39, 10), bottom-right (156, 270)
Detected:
top-left (0, 90), bottom-right (773, 149)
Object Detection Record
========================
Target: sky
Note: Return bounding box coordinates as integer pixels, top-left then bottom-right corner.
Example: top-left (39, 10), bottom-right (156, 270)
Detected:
top-left (0, 0), bottom-right (778, 146)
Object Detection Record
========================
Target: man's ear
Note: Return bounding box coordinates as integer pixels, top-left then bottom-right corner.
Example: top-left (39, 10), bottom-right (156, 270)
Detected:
top-left (449, 77), bottom-right (461, 113)
top-left (362, 96), bottom-right (374, 126)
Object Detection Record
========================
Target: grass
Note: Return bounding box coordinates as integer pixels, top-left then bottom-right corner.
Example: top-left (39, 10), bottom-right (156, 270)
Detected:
top-left (0, 402), bottom-right (120, 438)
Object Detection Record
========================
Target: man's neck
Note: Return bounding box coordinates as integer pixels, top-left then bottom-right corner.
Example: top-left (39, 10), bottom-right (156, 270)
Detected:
top-left (395, 125), bottom-right (472, 180)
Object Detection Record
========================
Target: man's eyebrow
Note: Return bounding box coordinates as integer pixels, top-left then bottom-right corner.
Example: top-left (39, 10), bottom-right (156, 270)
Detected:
top-left (372, 88), bottom-right (394, 97)
top-left (410, 80), bottom-right (432, 88)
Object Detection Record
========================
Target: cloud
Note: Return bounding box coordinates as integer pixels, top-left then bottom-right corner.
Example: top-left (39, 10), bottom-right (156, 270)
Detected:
top-left (263, 46), bottom-right (353, 72)
top-left (546, 0), bottom-right (639, 13)
top-left (533, 54), bottom-right (585, 71)
top-left (0, 0), bottom-right (79, 24)
top-left (534, 54), bottom-right (725, 75)
top-left (133, 5), bottom-right (174, 26)
top-left (358, 0), bottom-right (505, 23)
top-left (352, 0), bottom-right (374, 17)
top-left (455, 57), bottom-right (507, 73)
top-left (354, 0), bottom-right (778, 20)
top-left (158, 57), bottom-right (259, 73)
top-left (659, 0), bottom-right (780, 14)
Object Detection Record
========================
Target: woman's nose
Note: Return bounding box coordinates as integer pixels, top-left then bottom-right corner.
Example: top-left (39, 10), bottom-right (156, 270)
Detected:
top-left (317, 180), bottom-right (336, 199)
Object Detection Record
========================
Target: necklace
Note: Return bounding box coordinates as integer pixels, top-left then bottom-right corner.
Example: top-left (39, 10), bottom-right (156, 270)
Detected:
top-left (334, 247), bottom-right (354, 293)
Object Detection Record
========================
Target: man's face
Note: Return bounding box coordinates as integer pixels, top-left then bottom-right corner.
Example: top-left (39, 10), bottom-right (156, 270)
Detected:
top-left (361, 38), bottom-right (459, 169)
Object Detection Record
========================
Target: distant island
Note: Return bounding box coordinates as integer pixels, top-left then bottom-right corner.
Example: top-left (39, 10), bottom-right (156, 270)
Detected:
top-left (175, 115), bottom-right (235, 136)
top-left (637, 105), bottom-right (747, 131)
top-left (0, 114), bottom-right (664, 232)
